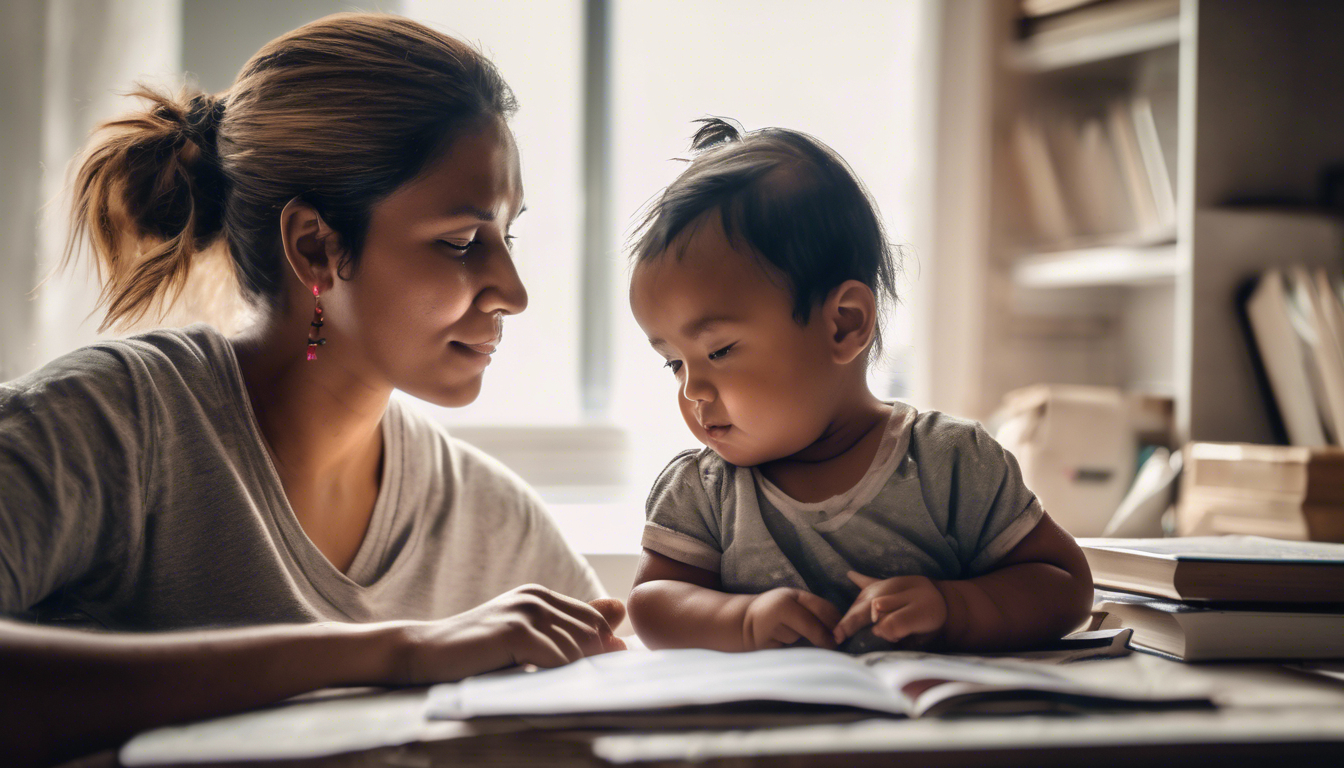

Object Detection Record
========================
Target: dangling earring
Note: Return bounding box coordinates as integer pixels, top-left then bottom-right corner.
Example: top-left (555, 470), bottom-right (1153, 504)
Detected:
top-left (307, 285), bottom-right (326, 361)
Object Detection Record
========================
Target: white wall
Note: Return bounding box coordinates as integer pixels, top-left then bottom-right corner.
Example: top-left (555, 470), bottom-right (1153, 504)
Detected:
top-left (0, 0), bottom-right (46, 380)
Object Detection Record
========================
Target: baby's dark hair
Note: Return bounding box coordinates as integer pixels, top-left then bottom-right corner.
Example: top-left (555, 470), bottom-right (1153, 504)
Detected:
top-left (630, 118), bottom-right (900, 359)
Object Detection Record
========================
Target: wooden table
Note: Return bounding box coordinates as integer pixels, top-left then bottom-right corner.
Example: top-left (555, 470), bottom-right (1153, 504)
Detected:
top-left (66, 653), bottom-right (1344, 768)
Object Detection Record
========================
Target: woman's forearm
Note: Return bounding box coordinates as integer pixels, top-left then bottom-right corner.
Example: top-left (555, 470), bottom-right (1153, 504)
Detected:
top-left (628, 580), bottom-right (753, 651)
top-left (0, 618), bottom-right (404, 767)
top-left (935, 561), bottom-right (1094, 652)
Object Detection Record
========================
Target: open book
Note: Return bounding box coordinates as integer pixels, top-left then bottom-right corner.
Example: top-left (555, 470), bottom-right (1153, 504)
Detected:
top-left (425, 646), bottom-right (1209, 721)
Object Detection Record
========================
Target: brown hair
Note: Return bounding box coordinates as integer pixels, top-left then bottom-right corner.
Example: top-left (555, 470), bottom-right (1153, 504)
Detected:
top-left (66, 13), bottom-right (517, 330)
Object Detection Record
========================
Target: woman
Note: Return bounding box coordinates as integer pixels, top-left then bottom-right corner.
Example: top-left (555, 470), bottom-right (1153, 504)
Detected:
top-left (0, 13), bottom-right (622, 765)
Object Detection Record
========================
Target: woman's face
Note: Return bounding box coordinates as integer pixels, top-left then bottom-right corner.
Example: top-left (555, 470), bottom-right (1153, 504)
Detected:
top-left (326, 116), bottom-right (528, 407)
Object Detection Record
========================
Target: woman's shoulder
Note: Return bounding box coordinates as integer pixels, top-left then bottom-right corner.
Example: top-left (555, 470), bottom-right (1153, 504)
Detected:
top-left (1, 324), bottom-right (233, 421)
top-left (384, 397), bottom-right (538, 506)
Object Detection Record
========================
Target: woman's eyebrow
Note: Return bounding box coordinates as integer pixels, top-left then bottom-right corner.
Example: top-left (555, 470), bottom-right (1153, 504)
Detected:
top-left (443, 204), bottom-right (497, 221)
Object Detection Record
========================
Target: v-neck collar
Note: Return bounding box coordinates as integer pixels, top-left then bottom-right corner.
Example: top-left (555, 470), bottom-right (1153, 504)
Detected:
top-left (207, 325), bottom-right (403, 613)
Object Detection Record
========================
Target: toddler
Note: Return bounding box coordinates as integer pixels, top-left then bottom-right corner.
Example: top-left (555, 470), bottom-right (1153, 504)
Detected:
top-left (626, 119), bottom-right (1093, 653)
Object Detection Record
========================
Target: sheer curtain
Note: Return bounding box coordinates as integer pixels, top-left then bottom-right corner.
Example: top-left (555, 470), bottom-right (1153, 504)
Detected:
top-left (30, 0), bottom-right (185, 369)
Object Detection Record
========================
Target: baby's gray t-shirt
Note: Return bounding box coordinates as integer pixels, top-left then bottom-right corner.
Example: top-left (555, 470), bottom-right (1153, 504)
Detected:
top-left (0, 324), bottom-right (602, 629)
top-left (642, 403), bottom-right (1044, 612)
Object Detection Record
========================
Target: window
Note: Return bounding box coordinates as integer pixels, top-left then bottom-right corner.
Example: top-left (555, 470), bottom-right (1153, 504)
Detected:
top-left (405, 1), bottom-right (928, 553)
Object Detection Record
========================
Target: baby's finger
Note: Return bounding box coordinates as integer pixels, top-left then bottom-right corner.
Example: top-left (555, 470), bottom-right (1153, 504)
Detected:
top-left (847, 571), bottom-right (880, 589)
top-left (782, 602), bottom-right (838, 649)
top-left (833, 600), bottom-right (875, 644)
top-left (872, 606), bottom-right (922, 643)
top-left (872, 594), bottom-right (913, 614)
top-left (871, 593), bottom-right (915, 623)
top-left (772, 625), bottom-right (803, 646)
top-left (795, 592), bottom-right (842, 629)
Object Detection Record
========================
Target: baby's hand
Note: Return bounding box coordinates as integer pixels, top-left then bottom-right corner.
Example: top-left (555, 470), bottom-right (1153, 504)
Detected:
top-left (741, 588), bottom-right (841, 651)
top-left (833, 571), bottom-right (948, 645)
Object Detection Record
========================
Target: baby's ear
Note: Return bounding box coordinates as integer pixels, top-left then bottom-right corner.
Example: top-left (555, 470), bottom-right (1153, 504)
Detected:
top-left (823, 280), bottom-right (877, 365)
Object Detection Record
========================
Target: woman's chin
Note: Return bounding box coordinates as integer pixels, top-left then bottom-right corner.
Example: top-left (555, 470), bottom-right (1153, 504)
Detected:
top-left (401, 375), bottom-right (483, 409)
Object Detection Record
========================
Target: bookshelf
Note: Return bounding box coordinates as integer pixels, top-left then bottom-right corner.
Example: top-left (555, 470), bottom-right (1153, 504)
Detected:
top-left (1011, 244), bottom-right (1178, 288)
top-left (922, 0), bottom-right (1344, 446)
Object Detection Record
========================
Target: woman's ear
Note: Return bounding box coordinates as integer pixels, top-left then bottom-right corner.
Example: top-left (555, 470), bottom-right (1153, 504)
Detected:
top-left (823, 279), bottom-right (877, 365)
top-left (279, 198), bottom-right (343, 294)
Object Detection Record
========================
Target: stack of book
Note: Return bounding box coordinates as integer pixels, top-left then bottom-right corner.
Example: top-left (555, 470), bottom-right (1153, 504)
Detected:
top-left (1177, 442), bottom-right (1344, 542)
top-left (1018, 0), bottom-right (1180, 44)
top-left (1242, 267), bottom-right (1344, 448)
top-left (1009, 95), bottom-right (1176, 249)
top-left (1081, 536), bottom-right (1344, 661)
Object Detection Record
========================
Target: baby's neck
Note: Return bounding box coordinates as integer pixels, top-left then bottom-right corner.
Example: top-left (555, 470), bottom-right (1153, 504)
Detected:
top-left (757, 392), bottom-right (892, 504)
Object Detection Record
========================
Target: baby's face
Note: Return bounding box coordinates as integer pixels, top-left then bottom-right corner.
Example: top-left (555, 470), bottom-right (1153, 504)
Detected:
top-left (629, 216), bottom-right (843, 467)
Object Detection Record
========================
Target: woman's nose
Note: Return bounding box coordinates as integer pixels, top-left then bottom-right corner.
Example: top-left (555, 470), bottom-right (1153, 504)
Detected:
top-left (477, 243), bottom-right (528, 316)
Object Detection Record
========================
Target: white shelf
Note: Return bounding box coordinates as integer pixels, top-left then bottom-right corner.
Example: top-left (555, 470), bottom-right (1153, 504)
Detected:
top-left (1009, 16), bottom-right (1182, 72)
top-left (1012, 243), bottom-right (1180, 288)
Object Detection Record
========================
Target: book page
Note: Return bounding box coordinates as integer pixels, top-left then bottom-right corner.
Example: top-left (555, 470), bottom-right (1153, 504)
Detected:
top-left (426, 648), bottom-right (908, 719)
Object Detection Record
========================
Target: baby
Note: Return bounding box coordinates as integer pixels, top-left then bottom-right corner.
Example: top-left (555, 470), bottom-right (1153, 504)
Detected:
top-left (626, 119), bottom-right (1093, 653)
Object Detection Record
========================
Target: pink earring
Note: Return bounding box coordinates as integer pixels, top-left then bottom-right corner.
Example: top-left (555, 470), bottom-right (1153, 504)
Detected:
top-left (307, 285), bottom-right (326, 361)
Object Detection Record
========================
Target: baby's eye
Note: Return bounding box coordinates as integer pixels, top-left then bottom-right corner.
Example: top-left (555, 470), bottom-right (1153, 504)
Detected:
top-left (708, 344), bottom-right (735, 361)
top-left (663, 359), bottom-right (682, 374)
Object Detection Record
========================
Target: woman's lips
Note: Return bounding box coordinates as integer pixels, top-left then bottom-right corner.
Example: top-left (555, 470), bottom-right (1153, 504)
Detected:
top-left (451, 339), bottom-right (498, 360)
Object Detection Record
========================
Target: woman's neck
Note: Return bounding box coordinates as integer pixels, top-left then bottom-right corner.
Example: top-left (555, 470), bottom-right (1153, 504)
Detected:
top-left (229, 310), bottom-right (389, 570)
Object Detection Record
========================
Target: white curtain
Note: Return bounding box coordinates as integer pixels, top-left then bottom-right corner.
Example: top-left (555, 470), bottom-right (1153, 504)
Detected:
top-left (0, 0), bottom-right (184, 378)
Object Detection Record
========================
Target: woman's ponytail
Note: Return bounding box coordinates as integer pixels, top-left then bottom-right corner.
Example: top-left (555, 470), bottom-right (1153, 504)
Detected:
top-left (65, 87), bottom-right (228, 330)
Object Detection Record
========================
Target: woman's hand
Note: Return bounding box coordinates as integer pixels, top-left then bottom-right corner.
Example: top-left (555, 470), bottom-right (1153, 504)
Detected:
top-left (390, 585), bottom-right (626, 684)
top-left (833, 571), bottom-right (947, 646)
top-left (740, 587), bottom-right (841, 651)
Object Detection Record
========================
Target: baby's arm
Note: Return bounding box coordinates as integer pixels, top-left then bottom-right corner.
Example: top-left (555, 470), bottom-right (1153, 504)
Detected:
top-left (628, 550), bottom-right (840, 651)
top-left (836, 513), bottom-right (1093, 651)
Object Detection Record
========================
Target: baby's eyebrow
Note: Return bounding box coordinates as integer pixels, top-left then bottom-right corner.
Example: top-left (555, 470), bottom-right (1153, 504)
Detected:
top-left (647, 315), bottom-right (741, 349)
top-left (681, 316), bottom-right (737, 339)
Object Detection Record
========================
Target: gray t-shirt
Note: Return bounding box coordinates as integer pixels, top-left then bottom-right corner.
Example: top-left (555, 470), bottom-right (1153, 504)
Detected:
top-left (642, 403), bottom-right (1044, 613)
top-left (0, 324), bottom-right (602, 629)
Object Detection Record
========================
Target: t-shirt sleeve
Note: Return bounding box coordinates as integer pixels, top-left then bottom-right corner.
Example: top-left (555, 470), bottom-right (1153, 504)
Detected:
top-left (445, 438), bottom-right (606, 604)
top-left (929, 417), bottom-right (1044, 576)
top-left (641, 450), bottom-right (724, 573)
top-left (513, 487), bottom-right (607, 603)
top-left (0, 347), bottom-right (152, 616)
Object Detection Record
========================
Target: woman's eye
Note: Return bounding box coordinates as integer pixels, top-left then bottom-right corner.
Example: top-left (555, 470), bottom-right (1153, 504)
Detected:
top-left (663, 359), bottom-right (682, 374)
top-left (708, 344), bottom-right (735, 361)
top-left (440, 239), bottom-right (478, 254)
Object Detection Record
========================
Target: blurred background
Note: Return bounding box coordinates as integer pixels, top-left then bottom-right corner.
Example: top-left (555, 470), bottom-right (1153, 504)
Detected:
top-left (3, 0), bottom-right (1344, 587)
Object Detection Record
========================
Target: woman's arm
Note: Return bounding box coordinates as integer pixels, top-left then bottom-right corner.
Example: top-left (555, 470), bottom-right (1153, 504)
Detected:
top-left (835, 514), bottom-right (1094, 651)
top-left (1, 586), bottom-right (625, 768)
top-left (628, 550), bottom-right (838, 652)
